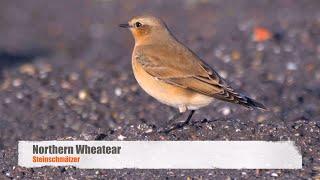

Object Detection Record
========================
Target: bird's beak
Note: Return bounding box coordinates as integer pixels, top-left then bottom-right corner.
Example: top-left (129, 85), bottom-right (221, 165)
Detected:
top-left (119, 23), bottom-right (131, 28)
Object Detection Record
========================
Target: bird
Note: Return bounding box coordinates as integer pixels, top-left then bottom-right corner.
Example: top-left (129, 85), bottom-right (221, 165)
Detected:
top-left (119, 15), bottom-right (268, 132)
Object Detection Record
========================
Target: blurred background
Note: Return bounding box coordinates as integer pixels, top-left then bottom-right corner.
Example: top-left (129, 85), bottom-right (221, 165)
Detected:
top-left (0, 0), bottom-right (320, 178)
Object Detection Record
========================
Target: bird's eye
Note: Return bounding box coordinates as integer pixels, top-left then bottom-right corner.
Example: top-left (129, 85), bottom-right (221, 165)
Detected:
top-left (135, 22), bottom-right (142, 28)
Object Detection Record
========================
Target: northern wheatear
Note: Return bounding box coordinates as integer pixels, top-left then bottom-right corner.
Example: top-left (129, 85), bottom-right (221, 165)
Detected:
top-left (120, 16), bottom-right (267, 131)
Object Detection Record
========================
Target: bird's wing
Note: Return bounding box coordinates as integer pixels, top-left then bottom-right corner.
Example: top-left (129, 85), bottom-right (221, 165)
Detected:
top-left (135, 45), bottom-right (267, 110)
top-left (134, 45), bottom-right (228, 97)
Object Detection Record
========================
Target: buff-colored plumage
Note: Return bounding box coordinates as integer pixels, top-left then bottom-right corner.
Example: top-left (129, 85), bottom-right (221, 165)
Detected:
top-left (120, 15), bottom-right (267, 114)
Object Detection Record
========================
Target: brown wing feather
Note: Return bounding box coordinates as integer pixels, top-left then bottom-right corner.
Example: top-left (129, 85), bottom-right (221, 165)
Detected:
top-left (165, 77), bottom-right (222, 96)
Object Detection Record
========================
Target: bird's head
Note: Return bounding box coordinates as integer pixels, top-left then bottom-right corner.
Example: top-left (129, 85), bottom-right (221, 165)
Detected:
top-left (119, 16), bottom-right (171, 45)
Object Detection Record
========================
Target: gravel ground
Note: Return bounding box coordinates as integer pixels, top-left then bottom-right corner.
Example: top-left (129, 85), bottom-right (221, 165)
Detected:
top-left (0, 0), bottom-right (320, 179)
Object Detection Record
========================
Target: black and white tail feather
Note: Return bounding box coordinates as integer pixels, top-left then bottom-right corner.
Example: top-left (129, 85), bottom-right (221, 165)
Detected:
top-left (211, 84), bottom-right (268, 111)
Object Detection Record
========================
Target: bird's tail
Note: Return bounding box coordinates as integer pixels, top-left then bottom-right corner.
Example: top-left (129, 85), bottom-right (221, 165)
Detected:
top-left (211, 88), bottom-right (268, 111)
top-left (239, 94), bottom-right (268, 111)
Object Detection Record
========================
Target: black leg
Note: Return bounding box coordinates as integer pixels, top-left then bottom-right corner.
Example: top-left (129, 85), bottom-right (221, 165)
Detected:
top-left (161, 110), bottom-right (195, 133)
top-left (183, 110), bottom-right (195, 125)
top-left (157, 112), bottom-right (183, 132)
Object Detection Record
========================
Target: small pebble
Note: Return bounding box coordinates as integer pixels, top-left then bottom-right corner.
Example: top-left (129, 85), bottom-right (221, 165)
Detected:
top-left (145, 129), bottom-right (153, 133)
top-left (117, 135), bottom-right (126, 140)
top-left (271, 173), bottom-right (278, 177)
top-left (218, 71), bottom-right (228, 79)
top-left (286, 62), bottom-right (297, 71)
top-left (61, 81), bottom-right (72, 89)
top-left (16, 92), bottom-right (24, 99)
top-left (57, 99), bottom-right (65, 106)
top-left (70, 73), bottom-right (79, 81)
top-left (12, 79), bottom-right (22, 87)
top-left (231, 51), bottom-right (241, 61)
top-left (39, 72), bottom-right (48, 79)
top-left (257, 115), bottom-right (267, 123)
top-left (39, 63), bottom-right (52, 73)
top-left (222, 55), bottom-right (231, 63)
top-left (115, 87), bottom-right (122, 96)
top-left (19, 64), bottom-right (36, 76)
top-left (78, 90), bottom-right (89, 100)
top-left (221, 107), bottom-right (231, 115)
top-left (256, 43), bottom-right (265, 51)
top-left (130, 84), bottom-right (139, 92)
top-left (100, 91), bottom-right (109, 104)
top-left (256, 169), bottom-right (260, 176)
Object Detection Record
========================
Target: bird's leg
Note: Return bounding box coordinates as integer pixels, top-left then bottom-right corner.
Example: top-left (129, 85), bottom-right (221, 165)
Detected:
top-left (182, 110), bottom-right (195, 125)
top-left (157, 112), bottom-right (183, 133)
top-left (161, 110), bottom-right (195, 133)
top-left (172, 110), bottom-right (195, 128)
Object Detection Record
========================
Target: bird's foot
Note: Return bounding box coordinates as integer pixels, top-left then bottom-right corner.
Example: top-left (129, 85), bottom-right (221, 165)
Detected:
top-left (157, 120), bottom-right (191, 134)
top-left (157, 110), bottom-right (195, 134)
